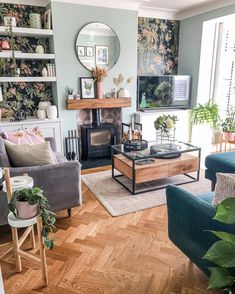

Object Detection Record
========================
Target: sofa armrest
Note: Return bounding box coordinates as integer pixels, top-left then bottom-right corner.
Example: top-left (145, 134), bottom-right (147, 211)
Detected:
top-left (166, 185), bottom-right (235, 274)
top-left (45, 137), bottom-right (57, 152)
top-left (9, 161), bottom-right (82, 212)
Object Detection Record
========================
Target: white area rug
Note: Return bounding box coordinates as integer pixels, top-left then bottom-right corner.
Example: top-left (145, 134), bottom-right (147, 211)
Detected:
top-left (82, 170), bottom-right (211, 217)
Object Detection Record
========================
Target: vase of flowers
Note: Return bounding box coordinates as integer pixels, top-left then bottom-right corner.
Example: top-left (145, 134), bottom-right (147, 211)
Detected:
top-left (154, 114), bottom-right (178, 142)
top-left (92, 66), bottom-right (107, 98)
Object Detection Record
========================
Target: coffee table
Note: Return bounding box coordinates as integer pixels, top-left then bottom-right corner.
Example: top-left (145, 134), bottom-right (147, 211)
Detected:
top-left (111, 141), bottom-right (201, 195)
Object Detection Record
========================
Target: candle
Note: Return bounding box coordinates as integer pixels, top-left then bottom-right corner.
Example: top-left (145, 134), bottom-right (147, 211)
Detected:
top-left (131, 116), bottom-right (135, 130)
top-left (129, 125), bottom-right (132, 141)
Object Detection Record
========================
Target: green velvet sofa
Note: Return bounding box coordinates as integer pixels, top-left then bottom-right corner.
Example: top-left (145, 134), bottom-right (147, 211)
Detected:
top-left (166, 185), bottom-right (235, 275)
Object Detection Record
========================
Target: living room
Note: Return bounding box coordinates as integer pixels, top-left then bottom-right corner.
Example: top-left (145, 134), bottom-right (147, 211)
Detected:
top-left (0, 0), bottom-right (235, 293)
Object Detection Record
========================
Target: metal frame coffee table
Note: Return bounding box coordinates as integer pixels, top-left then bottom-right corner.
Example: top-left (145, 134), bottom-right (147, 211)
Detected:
top-left (111, 141), bottom-right (201, 195)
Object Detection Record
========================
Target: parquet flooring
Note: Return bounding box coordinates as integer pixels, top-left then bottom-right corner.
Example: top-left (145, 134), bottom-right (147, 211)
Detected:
top-left (0, 166), bottom-right (218, 294)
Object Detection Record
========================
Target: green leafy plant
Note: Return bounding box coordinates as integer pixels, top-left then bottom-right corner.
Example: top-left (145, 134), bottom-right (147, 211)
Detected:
top-left (191, 101), bottom-right (219, 129)
top-left (154, 114), bottom-right (178, 135)
top-left (8, 187), bottom-right (56, 249)
top-left (65, 86), bottom-right (74, 95)
top-left (203, 198), bottom-right (235, 292)
top-left (222, 108), bottom-right (235, 133)
top-left (154, 81), bottom-right (172, 100)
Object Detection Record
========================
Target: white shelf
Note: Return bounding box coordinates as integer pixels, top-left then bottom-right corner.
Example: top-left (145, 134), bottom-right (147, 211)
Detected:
top-left (0, 77), bottom-right (56, 82)
top-left (0, 26), bottom-right (53, 38)
top-left (0, 51), bottom-right (55, 60)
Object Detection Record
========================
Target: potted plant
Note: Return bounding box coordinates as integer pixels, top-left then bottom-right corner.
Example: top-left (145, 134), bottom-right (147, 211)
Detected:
top-left (191, 101), bottom-right (219, 128)
top-left (92, 66), bottom-right (107, 98)
top-left (203, 198), bottom-right (235, 292)
top-left (222, 108), bottom-right (235, 142)
top-left (154, 114), bottom-right (178, 136)
top-left (8, 187), bottom-right (56, 249)
top-left (113, 73), bottom-right (133, 98)
top-left (65, 86), bottom-right (74, 100)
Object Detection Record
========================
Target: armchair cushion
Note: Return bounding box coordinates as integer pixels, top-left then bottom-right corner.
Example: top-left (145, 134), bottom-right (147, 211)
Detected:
top-left (1, 127), bottom-right (44, 145)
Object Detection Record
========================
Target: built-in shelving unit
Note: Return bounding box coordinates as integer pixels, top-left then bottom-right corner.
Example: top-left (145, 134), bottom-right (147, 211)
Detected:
top-left (0, 26), bottom-right (53, 38)
top-left (0, 77), bottom-right (56, 83)
top-left (67, 98), bottom-right (132, 110)
top-left (0, 52), bottom-right (55, 60)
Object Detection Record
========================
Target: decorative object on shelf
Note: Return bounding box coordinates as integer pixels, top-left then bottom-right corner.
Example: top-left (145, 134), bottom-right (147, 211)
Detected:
top-left (37, 109), bottom-right (46, 120)
top-left (221, 107), bottom-right (235, 141)
top-left (8, 186), bottom-right (56, 249)
top-left (1, 38), bottom-right (10, 50)
top-left (16, 67), bottom-right (20, 77)
top-left (154, 114), bottom-right (178, 142)
top-left (191, 101), bottom-right (219, 128)
top-left (46, 105), bottom-right (57, 119)
top-left (35, 44), bottom-right (45, 54)
top-left (38, 101), bottom-right (52, 110)
top-left (80, 77), bottom-right (95, 99)
top-left (44, 9), bottom-right (51, 30)
top-left (66, 87), bottom-right (74, 99)
top-left (124, 139), bottom-right (148, 152)
top-left (111, 88), bottom-right (116, 98)
top-left (42, 67), bottom-right (48, 77)
top-left (92, 66), bottom-right (108, 98)
top-left (73, 94), bottom-right (80, 99)
top-left (46, 63), bottom-right (55, 77)
top-left (113, 73), bottom-right (133, 97)
top-left (3, 16), bottom-right (16, 27)
top-left (29, 13), bottom-right (42, 29)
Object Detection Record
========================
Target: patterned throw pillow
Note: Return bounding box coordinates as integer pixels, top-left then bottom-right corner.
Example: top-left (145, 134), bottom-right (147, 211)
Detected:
top-left (1, 127), bottom-right (44, 145)
top-left (213, 173), bottom-right (235, 206)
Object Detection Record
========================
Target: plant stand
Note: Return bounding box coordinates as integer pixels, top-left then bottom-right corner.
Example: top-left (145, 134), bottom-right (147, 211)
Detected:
top-left (0, 168), bottom-right (48, 287)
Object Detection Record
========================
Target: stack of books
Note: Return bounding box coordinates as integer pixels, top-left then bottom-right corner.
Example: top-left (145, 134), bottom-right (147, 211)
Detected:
top-left (46, 63), bottom-right (56, 77)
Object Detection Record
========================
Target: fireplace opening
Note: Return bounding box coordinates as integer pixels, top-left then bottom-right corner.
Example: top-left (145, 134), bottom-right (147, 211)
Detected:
top-left (81, 123), bottom-right (116, 161)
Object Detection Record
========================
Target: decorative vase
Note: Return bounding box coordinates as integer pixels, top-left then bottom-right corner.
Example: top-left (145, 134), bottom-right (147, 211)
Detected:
top-left (224, 132), bottom-right (235, 142)
top-left (47, 105), bottom-right (57, 119)
top-left (16, 201), bottom-right (38, 219)
top-left (68, 95), bottom-right (74, 100)
top-left (29, 13), bottom-right (42, 29)
top-left (4, 16), bottom-right (16, 27)
top-left (35, 45), bottom-right (44, 54)
top-left (37, 109), bottom-right (47, 120)
top-left (118, 88), bottom-right (130, 98)
top-left (1, 39), bottom-right (10, 50)
top-left (42, 67), bottom-right (48, 77)
top-left (97, 82), bottom-right (102, 98)
top-left (38, 101), bottom-right (51, 110)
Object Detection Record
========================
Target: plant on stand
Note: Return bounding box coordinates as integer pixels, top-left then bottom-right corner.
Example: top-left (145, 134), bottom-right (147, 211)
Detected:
top-left (113, 73), bottom-right (133, 97)
top-left (92, 66), bottom-right (107, 98)
top-left (8, 187), bottom-right (56, 249)
top-left (221, 107), bottom-right (235, 141)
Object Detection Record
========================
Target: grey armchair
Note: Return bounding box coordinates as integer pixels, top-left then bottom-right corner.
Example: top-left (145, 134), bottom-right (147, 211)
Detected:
top-left (0, 136), bottom-right (82, 226)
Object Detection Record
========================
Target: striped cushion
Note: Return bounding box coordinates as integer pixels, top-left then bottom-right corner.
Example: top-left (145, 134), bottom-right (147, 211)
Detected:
top-left (213, 173), bottom-right (235, 206)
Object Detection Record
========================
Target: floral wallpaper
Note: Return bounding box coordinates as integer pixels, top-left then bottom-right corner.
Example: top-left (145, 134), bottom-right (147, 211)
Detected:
top-left (138, 17), bottom-right (180, 76)
top-left (0, 3), bottom-right (53, 120)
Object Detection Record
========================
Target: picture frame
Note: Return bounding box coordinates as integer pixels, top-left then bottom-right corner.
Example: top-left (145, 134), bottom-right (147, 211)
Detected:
top-left (44, 9), bottom-right (51, 30)
top-left (77, 46), bottom-right (85, 57)
top-left (86, 46), bottom-right (94, 57)
top-left (80, 77), bottom-right (95, 99)
top-left (96, 45), bottom-right (109, 65)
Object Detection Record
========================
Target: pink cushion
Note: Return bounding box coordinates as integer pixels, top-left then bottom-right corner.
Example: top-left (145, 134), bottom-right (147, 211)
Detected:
top-left (2, 128), bottom-right (45, 145)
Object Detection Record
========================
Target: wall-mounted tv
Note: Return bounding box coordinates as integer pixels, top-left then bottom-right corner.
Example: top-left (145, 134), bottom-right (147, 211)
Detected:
top-left (137, 75), bottom-right (190, 111)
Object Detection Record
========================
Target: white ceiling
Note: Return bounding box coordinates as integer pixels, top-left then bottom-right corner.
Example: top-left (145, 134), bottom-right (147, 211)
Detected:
top-left (2, 0), bottom-right (235, 19)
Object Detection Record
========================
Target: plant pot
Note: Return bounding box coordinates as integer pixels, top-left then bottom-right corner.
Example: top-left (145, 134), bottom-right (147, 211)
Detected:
top-left (16, 200), bottom-right (38, 219)
top-left (38, 101), bottom-right (51, 110)
top-left (35, 45), bottom-right (45, 54)
top-left (37, 109), bottom-right (46, 120)
top-left (223, 132), bottom-right (235, 142)
top-left (68, 94), bottom-right (74, 100)
top-left (97, 82), bottom-right (102, 98)
top-left (47, 105), bottom-right (57, 119)
top-left (29, 13), bottom-right (42, 29)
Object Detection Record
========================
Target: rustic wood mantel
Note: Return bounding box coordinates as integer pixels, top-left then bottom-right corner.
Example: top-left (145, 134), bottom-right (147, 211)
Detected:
top-left (67, 97), bottom-right (131, 110)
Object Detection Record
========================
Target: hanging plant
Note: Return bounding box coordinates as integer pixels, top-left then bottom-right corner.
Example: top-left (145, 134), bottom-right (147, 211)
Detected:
top-left (191, 101), bottom-right (219, 129)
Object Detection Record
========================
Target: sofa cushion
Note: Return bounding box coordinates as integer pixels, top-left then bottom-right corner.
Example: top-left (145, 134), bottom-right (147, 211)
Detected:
top-left (4, 140), bottom-right (56, 167)
top-left (1, 127), bottom-right (44, 145)
top-left (205, 152), bottom-right (235, 173)
top-left (213, 173), bottom-right (235, 206)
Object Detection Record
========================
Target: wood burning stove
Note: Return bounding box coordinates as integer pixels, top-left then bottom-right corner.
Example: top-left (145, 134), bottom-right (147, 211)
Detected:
top-left (81, 123), bottom-right (116, 160)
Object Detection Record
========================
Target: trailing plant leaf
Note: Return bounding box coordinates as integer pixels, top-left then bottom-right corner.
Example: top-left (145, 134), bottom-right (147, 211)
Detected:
top-left (214, 198), bottom-right (235, 224)
top-left (208, 267), bottom-right (234, 289)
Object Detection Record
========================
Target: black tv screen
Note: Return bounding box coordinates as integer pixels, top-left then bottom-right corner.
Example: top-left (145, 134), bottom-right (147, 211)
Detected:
top-left (137, 75), bottom-right (190, 110)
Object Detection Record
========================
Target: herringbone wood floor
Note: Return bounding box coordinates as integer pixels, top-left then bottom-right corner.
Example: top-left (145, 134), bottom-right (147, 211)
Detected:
top-left (0, 166), bottom-right (218, 294)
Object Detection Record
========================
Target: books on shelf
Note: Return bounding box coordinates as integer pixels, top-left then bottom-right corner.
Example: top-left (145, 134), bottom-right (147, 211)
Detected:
top-left (46, 63), bottom-right (56, 77)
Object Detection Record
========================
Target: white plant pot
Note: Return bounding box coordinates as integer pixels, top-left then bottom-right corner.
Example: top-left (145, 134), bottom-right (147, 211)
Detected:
top-left (38, 101), bottom-right (51, 110)
top-left (29, 13), bottom-right (42, 29)
top-left (47, 105), bottom-right (57, 119)
top-left (37, 109), bottom-right (46, 120)
top-left (4, 16), bottom-right (16, 27)
top-left (35, 45), bottom-right (44, 54)
top-left (42, 67), bottom-right (48, 77)
top-left (68, 95), bottom-right (74, 100)
top-left (118, 88), bottom-right (130, 98)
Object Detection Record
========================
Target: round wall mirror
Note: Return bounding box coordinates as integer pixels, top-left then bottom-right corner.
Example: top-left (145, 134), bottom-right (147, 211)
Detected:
top-left (75, 22), bottom-right (120, 71)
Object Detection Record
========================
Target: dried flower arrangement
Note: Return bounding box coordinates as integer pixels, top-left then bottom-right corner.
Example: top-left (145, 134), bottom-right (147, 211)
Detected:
top-left (92, 66), bottom-right (108, 82)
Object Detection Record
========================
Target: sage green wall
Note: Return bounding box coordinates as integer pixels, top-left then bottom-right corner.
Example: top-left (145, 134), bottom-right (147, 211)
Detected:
top-left (178, 4), bottom-right (235, 106)
top-left (51, 2), bottom-right (138, 138)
